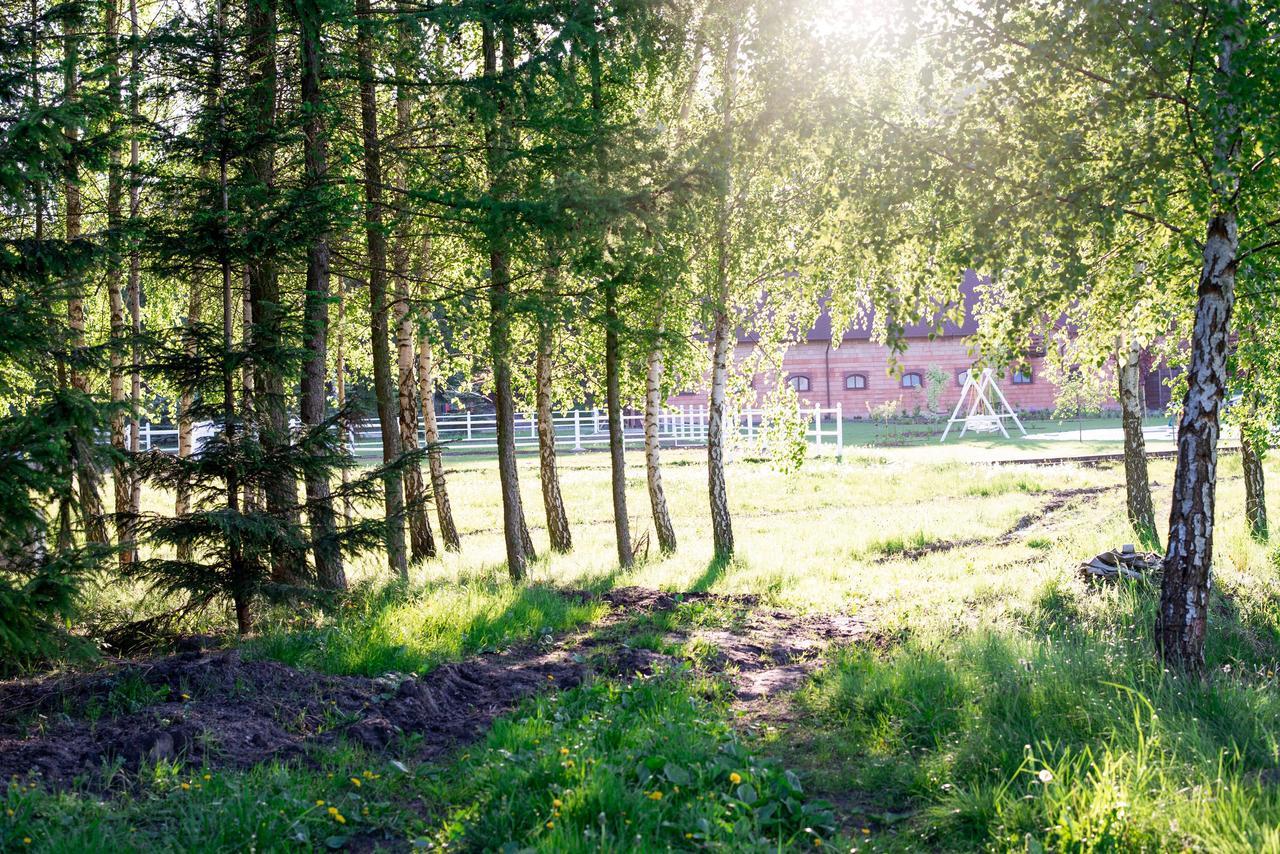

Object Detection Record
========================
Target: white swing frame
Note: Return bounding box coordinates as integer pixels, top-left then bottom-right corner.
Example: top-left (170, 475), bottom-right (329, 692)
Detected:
top-left (940, 368), bottom-right (1027, 442)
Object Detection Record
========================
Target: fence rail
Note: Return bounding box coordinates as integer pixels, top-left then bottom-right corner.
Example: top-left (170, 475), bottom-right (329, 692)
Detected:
top-left (129, 403), bottom-right (844, 459)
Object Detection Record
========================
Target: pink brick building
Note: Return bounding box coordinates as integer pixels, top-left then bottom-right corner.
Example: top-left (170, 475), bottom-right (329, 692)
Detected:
top-left (669, 271), bottom-right (1173, 419)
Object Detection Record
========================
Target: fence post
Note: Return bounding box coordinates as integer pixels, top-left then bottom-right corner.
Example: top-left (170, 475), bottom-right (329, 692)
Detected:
top-left (836, 403), bottom-right (843, 455)
top-left (573, 409), bottom-right (583, 451)
top-left (142, 421), bottom-right (151, 451)
top-left (531, 412), bottom-right (537, 439)
top-left (466, 410), bottom-right (473, 442)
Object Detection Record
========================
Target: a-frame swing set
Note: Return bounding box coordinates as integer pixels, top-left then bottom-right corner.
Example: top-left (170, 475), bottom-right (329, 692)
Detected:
top-left (940, 368), bottom-right (1028, 442)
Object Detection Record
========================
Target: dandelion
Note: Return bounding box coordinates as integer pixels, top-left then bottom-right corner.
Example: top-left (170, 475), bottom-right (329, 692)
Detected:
top-left (6, 809), bottom-right (13, 816)
top-left (729, 772), bottom-right (742, 785)
top-left (350, 777), bottom-right (362, 787)
top-left (813, 838), bottom-right (822, 847)
top-left (180, 782), bottom-right (190, 791)
top-left (685, 833), bottom-right (693, 839)
top-left (648, 791), bottom-right (663, 801)
top-left (316, 800), bottom-right (325, 806)
top-left (181, 693), bottom-right (191, 700)
top-left (560, 747), bottom-right (570, 756)
top-left (861, 828), bottom-right (870, 835)
top-left (546, 821), bottom-right (555, 829)
top-left (552, 798), bottom-right (563, 808)
top-left (202, 774), bottom-right (211, 781)
top-left (23, 838), bottom-right (31, 845)
top-left (1038, 769), bottom-right (1054, 784)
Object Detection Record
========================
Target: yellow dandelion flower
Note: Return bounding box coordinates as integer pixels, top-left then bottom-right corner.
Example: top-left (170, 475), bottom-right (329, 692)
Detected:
top-left (6, 809), bottom-right (13, 816)
top-left (202, 774), bottom-right (211, 781)
top-left (685, 833), bottom-right (694, 839)
top-left (546, 821), bottom-right (554, 829)
top-left (316, 800), bottom-right (325, 806)
top-left (729, 772), bottom-right (742, 785)
top-left (552, 798), bottom-right (562, 808)
top-left (861, 827), bottom-right (870, 835)
top-left (813, 837), bottom-right (822, 847)
top-left (181, 693), bottom-right (191, 700)
top-left (559, 747), bottom-right (570, 756)
top-left (334, 813), bottom-right (346, 824)
top-left (328, 806), bottom-right (339, 816)
top-left (23, 837), bottom-right (32, 845)
top-left (180, 782), bottom-right (190, 791)
top-left (648, 790), bottom-right (663, 800)
top-left (350, 777), bottom-right (362, 787)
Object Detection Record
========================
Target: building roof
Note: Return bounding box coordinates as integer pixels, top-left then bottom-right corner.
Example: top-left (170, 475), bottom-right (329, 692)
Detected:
top-left (805, 269), bottom-right (982, 343)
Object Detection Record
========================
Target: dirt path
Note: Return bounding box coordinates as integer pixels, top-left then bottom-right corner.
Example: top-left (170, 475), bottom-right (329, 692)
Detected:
top-left (0, 588), bottom-right (864, 791)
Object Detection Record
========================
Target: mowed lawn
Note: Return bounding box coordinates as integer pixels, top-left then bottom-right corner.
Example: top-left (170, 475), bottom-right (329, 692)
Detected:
top-left (10, 439), bottom-right (1280, 852)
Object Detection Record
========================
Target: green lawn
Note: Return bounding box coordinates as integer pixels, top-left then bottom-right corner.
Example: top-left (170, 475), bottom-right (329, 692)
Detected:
top-left (8, 442), bottom-right (1280, 851)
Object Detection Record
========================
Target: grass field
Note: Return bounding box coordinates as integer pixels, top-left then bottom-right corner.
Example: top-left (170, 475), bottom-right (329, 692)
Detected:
top-left (7, 434), bottom-right (1280, 852)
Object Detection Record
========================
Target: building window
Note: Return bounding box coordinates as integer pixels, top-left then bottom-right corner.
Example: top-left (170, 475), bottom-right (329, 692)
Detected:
top-left (845, 373), bottom-right (867, 390)
top-left (788, 375), bottom-right (811, 392)
top-left (1012, 369), bottom-right (1033, 384)
top-left (901, 372), bottom-right (923, 389)
top-left (956, 369), bottom-right (970, 387)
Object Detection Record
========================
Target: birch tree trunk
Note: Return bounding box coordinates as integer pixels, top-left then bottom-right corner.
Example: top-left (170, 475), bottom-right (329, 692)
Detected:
top-left (645, 311), bottom-right (677, 553)
top-left (1242, 430), bottom-right (1267, 540)
top-left (392, 12), bottom-right (435, 561)
top-left (296, 0), bottom-right (344, 589)
top-left (356, 0), bottom-right (408, 580)
top-left (536, 313), bottom-right (572, 552)
top-left (707, 23), bottom-right (739, 561)
top-left (1118, 337), bottom-right (1156, 544)
top-left (483, 21), bottom-right (532, 579)
top-left (416, 334), bottom-right (460, 549)
top-left (1156, 9), bottom-right (1242, 675)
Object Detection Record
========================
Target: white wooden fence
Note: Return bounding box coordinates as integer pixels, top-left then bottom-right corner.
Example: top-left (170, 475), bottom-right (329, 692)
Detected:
top-left (129, 403), bottom-right (845, 459)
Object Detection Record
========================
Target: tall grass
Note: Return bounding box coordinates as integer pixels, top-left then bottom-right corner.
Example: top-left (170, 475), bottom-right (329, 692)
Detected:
top-left (247, 580), bottom-right (604, 676)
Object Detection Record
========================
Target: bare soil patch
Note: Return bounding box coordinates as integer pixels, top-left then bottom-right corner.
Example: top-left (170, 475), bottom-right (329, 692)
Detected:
top-left (0, 587), bottom-right (863, 792)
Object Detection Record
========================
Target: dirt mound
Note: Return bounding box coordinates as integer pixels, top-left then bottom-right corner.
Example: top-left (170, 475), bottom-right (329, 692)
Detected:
top-left (0, 587), bottom-right (862, 792)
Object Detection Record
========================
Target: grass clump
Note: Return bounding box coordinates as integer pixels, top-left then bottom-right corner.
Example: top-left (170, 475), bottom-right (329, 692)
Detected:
top-left (247, 580), bottom-right (604, 677)
top-left (417, 670), bottom-right (836, 851)
top-left (798, 613), bottom-right (1280, 852)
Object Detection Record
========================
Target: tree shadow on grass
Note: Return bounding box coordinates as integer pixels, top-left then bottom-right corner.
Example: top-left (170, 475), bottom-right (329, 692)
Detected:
top-left (690, 552), bottom-right (732, 593)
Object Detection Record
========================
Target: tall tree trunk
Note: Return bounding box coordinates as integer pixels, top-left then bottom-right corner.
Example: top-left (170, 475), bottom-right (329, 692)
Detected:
top-left (392, 7), bottom-right (435, 561)
top-left (483, 21), bottom-right (533, 579)
top-left (175, 286), bottom-right (201, 561)
top-left (296, 0), bottom-right (344, 589)
top-left (241, 277), bottom-right (259, 515)
top-left (707, 23), bottom-right (739, 561)
top-left (63, 11), bottom-right (107, 544)
top-left (126, 0), bottom-right (142, 529)
top-left (356, 0), bottom-right (408, 580)
top-left (536, 309), bottom-right (572, 553)
top-left (106, 0), bottom-right (130, 564)
top-left (245, 0), bottom-right (301, 583)
top-left (605, 280), bottom-right (632, 566)
top-left (645, 308), bottom-right (677, 553)
top-left (213, 0), bottom-right (250, 634)
top-left (1118, 337), bottom-right (1156, 544)
top-left (336, 281), bottom-right (353, 525)
top-left (1242, 428), bottom-right (1267, 540)
top-left (588, 38), bottom-right (631, 567)
top-left (1156, 8), bottom-right (1241, 676)
top-left (416, 334), bottom-right (460, 549)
